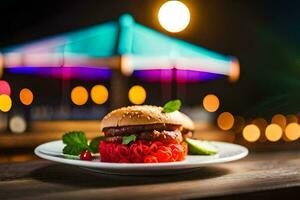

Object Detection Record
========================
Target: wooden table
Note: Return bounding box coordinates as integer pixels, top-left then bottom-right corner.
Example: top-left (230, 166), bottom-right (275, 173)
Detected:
top-left (1, 151), bottom-right (300, 200)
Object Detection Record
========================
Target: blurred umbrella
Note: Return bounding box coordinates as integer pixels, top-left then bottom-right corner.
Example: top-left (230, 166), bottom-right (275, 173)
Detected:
top-left (0, 14), bottom-right (239, 108)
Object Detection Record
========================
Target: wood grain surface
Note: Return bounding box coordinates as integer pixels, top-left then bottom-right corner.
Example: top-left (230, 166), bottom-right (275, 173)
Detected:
top-left (0, 151), bottom-right (300, 200)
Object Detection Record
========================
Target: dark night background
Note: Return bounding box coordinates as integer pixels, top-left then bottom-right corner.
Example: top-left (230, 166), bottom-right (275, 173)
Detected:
top-left (1, 0), bottom-right (300, 118)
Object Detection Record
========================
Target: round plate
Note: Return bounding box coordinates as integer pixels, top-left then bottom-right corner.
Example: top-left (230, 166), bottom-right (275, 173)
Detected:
top-left (35, 140), bottom-right (248, 175)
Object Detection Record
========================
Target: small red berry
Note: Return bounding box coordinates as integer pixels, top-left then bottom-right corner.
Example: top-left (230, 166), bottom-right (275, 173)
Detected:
top-left (80, 150), bottom-right (93, 161)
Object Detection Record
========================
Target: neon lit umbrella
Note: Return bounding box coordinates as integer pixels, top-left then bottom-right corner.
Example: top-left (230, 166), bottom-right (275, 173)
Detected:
top-left (0, 14), bottom-right (239, 82)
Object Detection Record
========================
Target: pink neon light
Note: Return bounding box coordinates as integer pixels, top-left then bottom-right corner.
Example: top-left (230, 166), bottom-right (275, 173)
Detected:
top-left (0, 80), bottom-right (11, 96)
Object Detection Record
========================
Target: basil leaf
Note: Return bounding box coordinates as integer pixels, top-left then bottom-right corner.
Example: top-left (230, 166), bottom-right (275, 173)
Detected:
top-left (162, 99), bottom-right (182, 113)
top-left (63, 131), bottom-right (88, 146)
top-left (63, 144), bottom-right (86, 156)
top-left (62, 131), bottom-right (90, 155)
top-left (89, 136), bottom-right (106, 153)
top-left (122, 134), bottom-right (137, 145)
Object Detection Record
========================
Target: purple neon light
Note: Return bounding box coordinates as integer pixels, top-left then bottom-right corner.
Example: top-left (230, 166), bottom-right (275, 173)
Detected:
top-left (133, 69), bottom-right (222, 83)
top-left (6, 66), bottom-right (222, 82)
top-left (6, 66), bottom-right (112, 80)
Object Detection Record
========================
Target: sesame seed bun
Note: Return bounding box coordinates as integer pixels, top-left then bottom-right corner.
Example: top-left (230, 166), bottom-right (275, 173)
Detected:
top-left (100, 105), bottom-right (194, 131)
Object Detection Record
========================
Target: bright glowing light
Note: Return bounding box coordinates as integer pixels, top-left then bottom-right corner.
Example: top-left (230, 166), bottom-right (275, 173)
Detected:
top-left (0, 94), bottom-right (12, 112)
top-left (0, 80), bottom-right (11, 96)
top-left (203, 94), bottom-right (220, 112)
top-left (229, 59), bottom-right (240, 82)
top-left (217, 112), bottom-right (234, 130)
top-left (71, 86), bottom-right (88, 106)
top-left (9, 115), bottom-right (27, 134)
top-left (243, 124), bottom-right (260, 142)
top-left (271, 114), bottom-right (286, 129)
top-left (19, 88), bottom-right (34, 106)
top-left (128, 85), bottom-right (146, 105)
top-left (90, 85), bottom-right (109, 105)
top-left (158, 0), bottom-right (190, 33)
top-left (285, 123), bottom-right (300, 141)
top-left (265, 124), bottom-right (282, 142)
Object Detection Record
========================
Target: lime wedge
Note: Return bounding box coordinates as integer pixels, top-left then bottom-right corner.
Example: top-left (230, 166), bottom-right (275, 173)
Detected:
top-left (186, 138), bottom-right (218, 155)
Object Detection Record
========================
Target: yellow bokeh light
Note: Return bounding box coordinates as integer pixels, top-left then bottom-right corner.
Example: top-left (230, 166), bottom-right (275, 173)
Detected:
top-left (265, 124), bottom-right (282, 142)
top-left (271, 114), bottom-right (286, 129)
top-left (71, 86), bottom-right (88, 106)
top-left (203, 94), bottom-right (220, 112)
top-left (285, 123), bottom-right (300, 141)
top-left (0, 94), bottom-right (12, 112)
top-left (90, 85), bottom-right (109, 105)
top-left (217, 112), bottom-right (234, 130)
top-left (19, 88), bottom-right (34, 106)
top-left (158, 0), bottom-right (190, 33)
top-left (128, 85), bottom-right (146, 105)
top-left (242, 124), bottom-right (260, 142)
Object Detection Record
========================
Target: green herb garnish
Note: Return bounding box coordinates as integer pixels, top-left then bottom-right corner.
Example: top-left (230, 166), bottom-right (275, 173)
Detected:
top-left (162, 99), bottom-right (182, 113)
top-left (62, 131), bottom-right (91, 155)
top-left (89, 136), bottom-right (106, 153)
top-left (122, 134), bottom-right (137, 145)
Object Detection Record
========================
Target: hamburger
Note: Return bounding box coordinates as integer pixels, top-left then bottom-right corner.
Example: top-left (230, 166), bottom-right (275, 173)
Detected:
top-left (99, 105), bottom-right (194, 163)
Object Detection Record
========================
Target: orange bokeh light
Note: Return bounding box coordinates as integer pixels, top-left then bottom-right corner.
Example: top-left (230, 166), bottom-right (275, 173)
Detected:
top-left (71, 86), bottom-right (88, 106)
top-left (203, 94), bottom-right (220, 112)
top-left (265, 124), bottom-right (282, 142)
top-left (271, 114), bottom-right (286, 129)
top-left (90, 85), bottom-right (109, 105)
top-left (229, 58), bottom-right (240, 82)
top-left (285, 123), bottom-right (300, 141)
top-left (128, 85), bottom-right (146, 105)
top-left (19, 88), bottom-right (34, 106)
top-left (217, 112), bottom-right (234, 130)
top-left (242, 124), bottom-right (260, 142)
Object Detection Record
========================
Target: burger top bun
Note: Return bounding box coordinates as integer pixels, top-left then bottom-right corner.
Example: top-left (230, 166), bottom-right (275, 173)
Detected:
top-left (100, 105), bottom-right (194, 131)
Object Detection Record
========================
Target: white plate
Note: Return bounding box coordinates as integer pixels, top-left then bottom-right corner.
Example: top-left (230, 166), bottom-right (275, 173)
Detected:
top-left (35, 140), bottom-right (248, 175)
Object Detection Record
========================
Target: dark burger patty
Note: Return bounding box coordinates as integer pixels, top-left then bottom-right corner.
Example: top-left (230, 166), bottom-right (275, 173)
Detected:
top-left (141, 130), bottom-right (183, 143)
top-left (103, 123), bottom-right (190, 137)
top-left (105, 129), bottom-right (183, 144)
